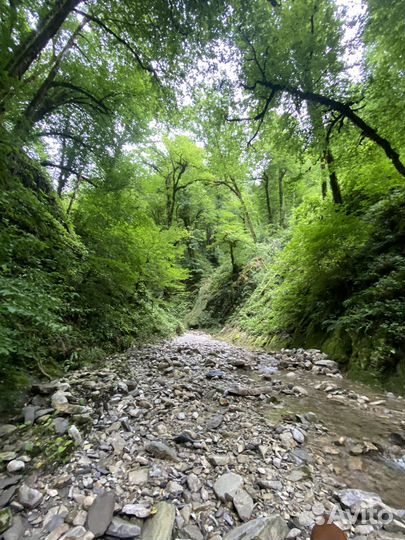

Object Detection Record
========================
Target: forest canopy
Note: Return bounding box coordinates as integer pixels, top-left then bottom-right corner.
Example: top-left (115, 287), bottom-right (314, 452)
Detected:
top-left (0, 0), bottom-right (404, 408)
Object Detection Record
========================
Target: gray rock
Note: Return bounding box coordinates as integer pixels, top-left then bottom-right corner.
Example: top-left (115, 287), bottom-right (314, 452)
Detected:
top-left (304, 412), bottom-right (318, 423)
top-left (338, 489), bottom-right (382, 511)
top-left (181, 524), bottom-right (204, 540)
top-left (86, 491), bottom-right (115, 537)
top-left (141, 501), bottom-right (175, 540)
top-left (60, 526), bottom-right (95, 539)
top-left (109, 432), bottom-right (126, 455)
top-left (292, 428), bottom-right (305, 444)
top-left (106, 517), bottom-right (141, 538)
top-left (233, 489), bottom-right (254, 521)
top-left (68, 425), bottom-right (82, 446)
top-left (121, 504), bottom-right (151, 518)
top-left (206, 370), bottom-right (225, 379)
top-left (23, 406), bottom-right (38, 424)
top-left (286, 528), bottom-right (302, 539)
top-left (223, 515), bottom-right (289, 540)
top-left (0, 475), bottom-right (21, 490)
top-left (128, 468), bottom-right (149, 485)
top-left (32, 382), bottom-right (63, 395)
top-left (206, 414), bottom-right (224, 430)
top-left (51, 391), bottom-right (69, 407)
top-left (0, 451), bottom-right (16, 461)
top-left (287, 467), bottom-right (310, 482)
top-left (18, 484), bottom-right (43, 509)
top-left (54, 417), bottom-right (69, 435)
top-left (3, 514), bottom-right (25, 540)
top-left (0, 486), bottom-right (17, 507)
top-left (54, 403), bottom-right (88, 415)
top-left (314, 359), bottom-right (338, 370)
top-left (0, 425), bottom-right (17, 438)
top-left (214, 473), bottom-right (244, 502)
top-left (384, 520), bottom-right (405, 534)
top-left (45, 523), bottom-right (70, 540)
top-left (6, 460), bottom-right (25, 473)
top-left (186, 473), bottom-right (201, 493)
top-left (145, 441), bottom-right (178, 461)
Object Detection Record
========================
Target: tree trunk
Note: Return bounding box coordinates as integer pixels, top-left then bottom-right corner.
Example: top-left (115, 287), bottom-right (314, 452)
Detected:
top-left (15, 22), bottom-right (84, 136)
top-left (324, 147), bottom-right (343, 204)
top-left (320, 160), bottom-right (328, 199)
top-left (230, 178), bottom-right (257, 242)
top-left (229, 242), bottom-right (237, 274)
top-left (263, 172), bottom-right (272, 223)
top-left (278, 169), bottom-right (286, 227)
top-left (67, 173), bottom-right (82, 216)
top-left (5, 0), bottom-right (82, 81)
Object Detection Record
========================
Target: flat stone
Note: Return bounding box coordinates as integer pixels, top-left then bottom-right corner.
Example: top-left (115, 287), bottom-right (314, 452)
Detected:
top-left (106, 517), bottom-right (141, 538)
top-left (206, 414), bottom-right (224, 430)
top-left (210, 454), bottom-right (230, 467)
top-left (86, 491), bottom-right (115, 537)
top-left (223, 515), bottom-right (289, 540)
top-left (0, 475), bottom-right (21, 490)
top-left (233, 489), bottom-right (254, 521)
top-left (35, 408), bottom-right (55, 420)
top-left (181, 524), bottom-right (204, 540)
top-left (128, 468), bottom-right (149, 485)
top-left (0, 425), bottom-right (17, 438)
top-left (0, 452), bottom-right (17, 461)
top-left (206, 370), bottom-right (225, 379)
top-left (338, 489), bottom-right (382, 511)
top-left (213, 473), bottom-right (244, 502)
top-left (145, 441), bottom-right (178, 461)
top-left (60, 526), bottom-right (95, 539)
top-left (54, 403), bottom-right (87, 415)
top-left (384, 520), bottom-right (405, 534)
top-left (121, 504), bottom-right (151, 518)
top-left (287, 467), bottom-right (310, 482)
top-left (32, 382), bottom-right (62, 395)
top-left (18, 484), bottom-right (43, 509)
top-left (45, 523), bottom-right (70, 540)
top-left (314, 359), bottom-right (338, 370)
top-left (3, 514), bottom-right (25, 540)
top-left (0, 486), bottom-right (17, 507)
top-left (141, 501), bottom-right (175, 540)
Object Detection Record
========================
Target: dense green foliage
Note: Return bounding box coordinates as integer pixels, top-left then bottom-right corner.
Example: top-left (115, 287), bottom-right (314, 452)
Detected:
top-left (0, 0), bottom-right (404, 407)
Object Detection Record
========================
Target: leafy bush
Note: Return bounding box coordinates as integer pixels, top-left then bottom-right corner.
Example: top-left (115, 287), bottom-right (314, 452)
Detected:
top-left (0, 155), bottom-right (187, 412)
top-left (231, 190), bottom-right (405, 389)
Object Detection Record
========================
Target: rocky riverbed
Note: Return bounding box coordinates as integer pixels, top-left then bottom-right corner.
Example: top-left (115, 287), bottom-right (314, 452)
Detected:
top-left (0, 332), bottom-right (404, 540)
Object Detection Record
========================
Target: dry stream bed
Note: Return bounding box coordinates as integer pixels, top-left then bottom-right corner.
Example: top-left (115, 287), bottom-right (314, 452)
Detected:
top-left (0, 332), bottom-right (404, 540)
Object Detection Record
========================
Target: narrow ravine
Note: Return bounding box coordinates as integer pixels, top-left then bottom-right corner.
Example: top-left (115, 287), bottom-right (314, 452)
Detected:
top-left (0, 332), bottom-right (404, 540)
